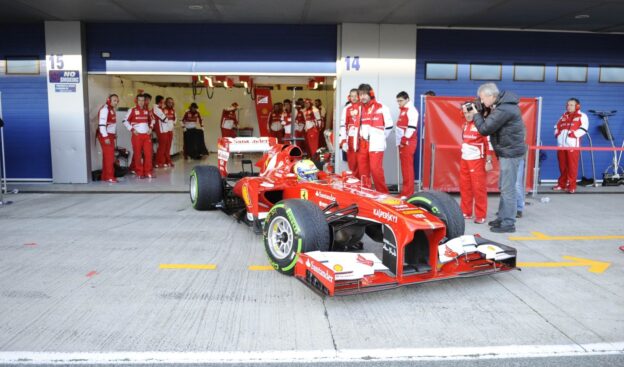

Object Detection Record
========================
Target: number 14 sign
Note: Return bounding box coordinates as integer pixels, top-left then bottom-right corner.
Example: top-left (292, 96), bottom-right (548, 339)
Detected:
top-left (345, 56), bottom-right (360, 71)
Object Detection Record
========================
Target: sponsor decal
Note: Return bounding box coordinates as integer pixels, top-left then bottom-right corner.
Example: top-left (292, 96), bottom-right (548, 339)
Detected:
top-left (285, 208), bottom-right (301, 235)
top-left (306, 259), bottom-right (334, 282)
top-left (380, 197), bottom-right (402, 205)
top-left (257, 95), bottom-right (269, 104)
top-left (382, 241), bottom-right (397, 257)
top-left (218, 149), bottom-right (230, 161)
top-left (242, 185), bottom-right (251, 206)
top-left (300, 189), bottom-right (308, 200)
top-left (333, 264), bottom-right (343, 272)
top-left (373, 208), bottom-right (398, 223)
top-left (401, 209), bottom-right (425, 215)
top-left (315, 190), bottom-right (336, 202)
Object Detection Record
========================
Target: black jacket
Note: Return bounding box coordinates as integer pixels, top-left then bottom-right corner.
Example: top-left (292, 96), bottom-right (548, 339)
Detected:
top-left (473, 91), bottom-right (527, 158)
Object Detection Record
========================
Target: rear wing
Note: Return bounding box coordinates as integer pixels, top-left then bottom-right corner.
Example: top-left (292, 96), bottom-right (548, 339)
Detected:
top-left (217, 137), bottom-right (278, 177)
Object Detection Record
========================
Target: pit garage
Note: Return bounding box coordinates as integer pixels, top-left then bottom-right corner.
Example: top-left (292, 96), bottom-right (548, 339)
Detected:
top-left (1, 1), bottom-right (624, 366)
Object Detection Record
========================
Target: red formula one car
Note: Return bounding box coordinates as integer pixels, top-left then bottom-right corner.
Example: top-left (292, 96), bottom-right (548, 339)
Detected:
top-left (190, 137), bottom-right (517, 296)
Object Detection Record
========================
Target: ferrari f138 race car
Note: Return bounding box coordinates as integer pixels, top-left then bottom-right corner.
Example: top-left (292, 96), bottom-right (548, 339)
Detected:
top-left (190, 137), bottom-right (517, 296)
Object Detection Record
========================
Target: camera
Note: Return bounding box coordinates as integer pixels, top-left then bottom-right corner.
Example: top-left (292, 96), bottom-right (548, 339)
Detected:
top-left (462, 102), bottom-right (474, 112)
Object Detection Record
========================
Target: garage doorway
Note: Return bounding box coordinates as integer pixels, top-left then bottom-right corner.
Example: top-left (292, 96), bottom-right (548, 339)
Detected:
top-left (87, 74), bottom-right (336, 191)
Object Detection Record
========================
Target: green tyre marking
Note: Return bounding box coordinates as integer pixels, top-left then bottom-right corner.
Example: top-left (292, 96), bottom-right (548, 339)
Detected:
top-left (407, 196), bottom-right (432, 205)
top-left (408, 196), bottom-right (439, 214)
top-left (282, 238), bottom-right (302, 272)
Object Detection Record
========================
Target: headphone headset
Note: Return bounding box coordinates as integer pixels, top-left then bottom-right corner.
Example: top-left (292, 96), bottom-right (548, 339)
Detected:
top-left (369, 88), bottom-right (376, 99)
top-left (568, 98), bottom-right (581, 111)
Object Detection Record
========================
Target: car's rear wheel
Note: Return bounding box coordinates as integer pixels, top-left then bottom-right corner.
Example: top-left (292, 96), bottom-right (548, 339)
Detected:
top-left (190, 165), bottom-right (223, 210)
top-left (264, 199), bottom-right (330, 275)
top-left (407, 191), bottom-right (464, 239)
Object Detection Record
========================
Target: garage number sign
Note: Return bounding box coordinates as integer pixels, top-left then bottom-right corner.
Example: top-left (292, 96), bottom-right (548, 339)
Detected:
top-left (345, 56), bottom-right (361, 71)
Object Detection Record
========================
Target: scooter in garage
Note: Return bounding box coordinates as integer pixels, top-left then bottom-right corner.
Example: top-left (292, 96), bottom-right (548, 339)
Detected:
top-left (588, 110), bottom-right (624, 186)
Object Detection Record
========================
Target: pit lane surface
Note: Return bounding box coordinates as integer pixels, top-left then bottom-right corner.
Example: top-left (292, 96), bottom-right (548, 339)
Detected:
top-left (0, 192), bottom-right (622, 365)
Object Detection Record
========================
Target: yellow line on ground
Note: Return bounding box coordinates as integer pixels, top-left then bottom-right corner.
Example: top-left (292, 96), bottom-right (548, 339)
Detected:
top-left (248, 265), bottom-right (275, 271)
top-left (159, 264), bottom-right (217, 270)
top-left (517, 256), bottom-right (611, 274)
top-left (510, 231), bottom-right (624, 241)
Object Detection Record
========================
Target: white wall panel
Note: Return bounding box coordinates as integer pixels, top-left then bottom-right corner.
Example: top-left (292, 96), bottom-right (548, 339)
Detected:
top-left (45, 21), bottom-right (90, 183)
top-left (335, 23), bottom-right (417, 187)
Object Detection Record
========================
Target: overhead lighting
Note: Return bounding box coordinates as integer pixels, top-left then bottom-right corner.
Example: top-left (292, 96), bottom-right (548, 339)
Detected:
top-left (101, 51), bottom-right (111, 58)
top-left (189, 5), bottom-right (204, 10)
top-left (574, 14), bottom-right (590, 19)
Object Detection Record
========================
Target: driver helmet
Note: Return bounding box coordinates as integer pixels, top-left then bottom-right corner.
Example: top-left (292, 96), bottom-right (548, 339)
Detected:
top-left (294, 159), bottom-right (319, 181)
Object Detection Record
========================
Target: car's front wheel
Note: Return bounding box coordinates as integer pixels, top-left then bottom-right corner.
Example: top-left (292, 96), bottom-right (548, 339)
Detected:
top-left (263, 199), bottom-right (330, 275)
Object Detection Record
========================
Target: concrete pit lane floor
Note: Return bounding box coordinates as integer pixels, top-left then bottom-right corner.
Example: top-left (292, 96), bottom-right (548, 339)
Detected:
top-left (0, 191), bottom-right (623, 366)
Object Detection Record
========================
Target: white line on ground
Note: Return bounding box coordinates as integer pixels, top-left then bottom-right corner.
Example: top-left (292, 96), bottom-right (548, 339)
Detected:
top-left (1, 342), bottom-right (623, 364)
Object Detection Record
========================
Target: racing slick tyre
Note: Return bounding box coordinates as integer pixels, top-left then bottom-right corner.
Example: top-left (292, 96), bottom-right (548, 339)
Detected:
top-left (407, 191), bottom-right (464, 240)
top-left (190, 165), bottom-right (223, 211)
top-left (264, 199), bottom-right (330, 275)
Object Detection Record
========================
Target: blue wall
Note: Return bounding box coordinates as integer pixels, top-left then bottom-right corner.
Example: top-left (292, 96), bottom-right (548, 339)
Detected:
top-left (0, 24), bottom-right (51, 180)
top-left (86, 24), bottom-right (337, 74)
top-left (416, 29), bottom-right (624, 181)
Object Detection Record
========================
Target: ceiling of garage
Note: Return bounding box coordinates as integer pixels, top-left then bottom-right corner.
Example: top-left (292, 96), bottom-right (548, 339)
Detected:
top-left (1, 0), bottom-right (623, 33)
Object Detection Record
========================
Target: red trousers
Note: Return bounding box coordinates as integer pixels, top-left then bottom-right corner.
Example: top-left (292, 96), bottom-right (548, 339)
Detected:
top-left (155, 131), bottom-right (168, 166)
top-left (221, 128), bottom-right (237, 138)
top-left (356, 139), bottom-right (388, 194)
top-left (97, 134), bottom-right (116, 181)
top-left (131, 133), bottom-right (153, 177)
top-left (305, 128), bottom-right (319, 158)
top-left (399, 142), bottom-right (417, 197)
top-left (346, 149), bottom-right (359, 178)
top-left (460, 158), bottom-right (487, 219)
top-left (165, 132), bottom-right (173, 165)
top-left (557, 150), bottom-right (580, 190)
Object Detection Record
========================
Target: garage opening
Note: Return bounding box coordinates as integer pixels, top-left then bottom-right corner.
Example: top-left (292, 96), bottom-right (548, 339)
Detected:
top-left (87, 74), bottom-right (336, 190)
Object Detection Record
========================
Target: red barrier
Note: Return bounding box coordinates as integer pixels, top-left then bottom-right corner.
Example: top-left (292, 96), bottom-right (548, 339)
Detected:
top-left (422, 96), bottom-right (539, 192)
top-left (436, 145), bottom-right (624, 152)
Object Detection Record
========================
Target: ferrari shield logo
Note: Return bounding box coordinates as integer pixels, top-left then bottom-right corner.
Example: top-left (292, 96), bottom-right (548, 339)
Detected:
top-left (300, 189), bottom-right (308, 200)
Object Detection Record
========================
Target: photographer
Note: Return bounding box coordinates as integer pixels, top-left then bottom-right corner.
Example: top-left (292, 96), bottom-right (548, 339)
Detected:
top-left (464, 82), bottom-right (526, 233)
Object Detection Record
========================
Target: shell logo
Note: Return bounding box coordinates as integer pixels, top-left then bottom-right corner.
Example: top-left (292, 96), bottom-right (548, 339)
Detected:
top-left (381, 197), bottom-right (402, 205)
top-left (261, 108), bottom-right (269, 114)
top-left (333, 264), bottom-right (343, 272)
top-left (242, 184), bottom-right (251, 206)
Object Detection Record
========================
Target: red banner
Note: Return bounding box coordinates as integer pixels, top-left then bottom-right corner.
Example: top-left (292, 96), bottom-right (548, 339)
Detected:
top-left (254, 88), bottom-right (272, 137)
top-left (422, 96), bottom-right (538, 192)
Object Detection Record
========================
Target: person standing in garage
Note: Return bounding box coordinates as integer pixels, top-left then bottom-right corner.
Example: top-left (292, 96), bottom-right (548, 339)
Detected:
top-left (314, 98), bottom-right (327, 147)
top-left (97, 94), bottom-right (119, 183)
top-left (395, 91), bottom-right (419, 199)
top-left (294, 99), bottom-right (306, 150)
top-left (553, 98), bottom-right (588, 194)
top-left (163, 97), bottom-right (177, 167)
top-left (152, 95), bottom-right (169, 168)
top-left (357, 84), bottom-right (393, 193)
top-left (220, 102), bottom-right (239, 138)
top-left (123, 94), bottom-right (155, 179)
top-left (268, 102), bottom-right (284, 142)
top-left (281, 99), bottom-right (293, 142)
top-left (459, 102), bottom-right (489, 224)
top-left (303, 98), bottom-right (322, 158)
top-left (183, 102), bottom-right (208, 160)
top-left (339, 88), bottom-right (360, 177)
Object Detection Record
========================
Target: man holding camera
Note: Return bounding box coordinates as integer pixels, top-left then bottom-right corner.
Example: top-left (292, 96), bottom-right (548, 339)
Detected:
top-left (464, 83), bottom-right (526, 233)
